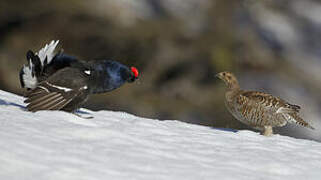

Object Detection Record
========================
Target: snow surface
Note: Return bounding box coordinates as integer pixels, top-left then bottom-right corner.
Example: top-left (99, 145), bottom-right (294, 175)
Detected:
top-left (0, 90), bottom-right (321, 180)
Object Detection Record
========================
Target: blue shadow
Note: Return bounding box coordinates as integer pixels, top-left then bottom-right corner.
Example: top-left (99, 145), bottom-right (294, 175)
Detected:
top-left (0, 99), bottom-right (26, 110)
top-left (211, 127), bottom-right (238, 133)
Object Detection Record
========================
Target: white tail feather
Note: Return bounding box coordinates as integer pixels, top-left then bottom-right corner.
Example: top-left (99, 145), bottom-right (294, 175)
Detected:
top-left (21, 40), bottom-right (60, 89)
top-left (22, 62), bottom-right (37, 89)
top-left (36, 40), bottom-right (59, 66)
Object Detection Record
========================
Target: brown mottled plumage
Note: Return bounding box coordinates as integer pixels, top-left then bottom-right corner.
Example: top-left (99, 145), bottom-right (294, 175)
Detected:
top-left (216, 71), bottom-right (314, 136)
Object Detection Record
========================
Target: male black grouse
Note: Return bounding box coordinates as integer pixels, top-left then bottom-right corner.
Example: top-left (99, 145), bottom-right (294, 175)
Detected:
top-left (20, 40), bottom-right (139, 112)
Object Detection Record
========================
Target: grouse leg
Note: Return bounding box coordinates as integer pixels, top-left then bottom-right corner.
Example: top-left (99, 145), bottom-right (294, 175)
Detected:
top-left (262, 126), bottom-right (273, 136)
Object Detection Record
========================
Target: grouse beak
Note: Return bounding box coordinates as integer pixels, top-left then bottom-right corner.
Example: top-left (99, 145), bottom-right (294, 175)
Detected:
top-left (128, 76), bottom-right (138, 83)
top-left (215, 73), bottom-right (223, 80)
top-left (127, 75), bottom-right (136, 83)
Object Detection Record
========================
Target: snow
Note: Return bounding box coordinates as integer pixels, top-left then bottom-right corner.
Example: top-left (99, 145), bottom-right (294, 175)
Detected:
top-left (0, 90), bottom-right (321, 180)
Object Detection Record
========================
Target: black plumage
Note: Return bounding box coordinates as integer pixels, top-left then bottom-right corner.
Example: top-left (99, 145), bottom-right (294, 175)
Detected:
top-left (20, 40), bottom-right (139, 113)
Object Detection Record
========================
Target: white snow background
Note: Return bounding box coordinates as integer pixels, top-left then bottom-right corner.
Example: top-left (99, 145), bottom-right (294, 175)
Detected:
top-left (0, 90), bottom-right (321, 180)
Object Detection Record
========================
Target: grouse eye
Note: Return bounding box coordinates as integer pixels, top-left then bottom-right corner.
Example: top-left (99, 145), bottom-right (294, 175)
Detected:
top-left (222, 72), bottom-right (226, 76)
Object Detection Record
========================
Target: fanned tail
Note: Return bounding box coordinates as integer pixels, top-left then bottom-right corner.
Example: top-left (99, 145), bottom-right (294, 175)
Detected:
top-left (36, 40), bottom-right (59, 66)
top-left (19, 40), bottom-right (59, 89)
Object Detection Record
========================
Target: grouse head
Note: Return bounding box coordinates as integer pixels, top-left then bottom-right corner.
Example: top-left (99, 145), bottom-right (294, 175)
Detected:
top-left (87, 60), bottom-right (139, 94)
top-left (216, 71), bottom-right (240, 90)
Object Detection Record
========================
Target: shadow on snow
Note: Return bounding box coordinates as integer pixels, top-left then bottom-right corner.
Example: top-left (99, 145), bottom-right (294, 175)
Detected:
top-left (0, 99), bottom-right (26, 110)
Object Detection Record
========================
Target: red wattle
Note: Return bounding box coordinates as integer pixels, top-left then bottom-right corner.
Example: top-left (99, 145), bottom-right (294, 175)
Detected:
top-left (131, 67), bottom-right (139, 78)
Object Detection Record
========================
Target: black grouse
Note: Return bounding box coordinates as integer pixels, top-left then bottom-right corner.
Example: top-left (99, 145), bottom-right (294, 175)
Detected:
top-left (20, 40), bottom-right (139, 112)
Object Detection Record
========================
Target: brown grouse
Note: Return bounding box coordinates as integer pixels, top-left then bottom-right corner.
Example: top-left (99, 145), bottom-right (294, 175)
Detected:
top-left (216, 71), bottom-right (314, 136)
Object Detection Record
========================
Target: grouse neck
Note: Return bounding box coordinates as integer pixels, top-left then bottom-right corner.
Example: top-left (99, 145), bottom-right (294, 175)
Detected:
top-left (227, 83), bottom-right (240, 91)
top-left (87, 60), bottom-right (131, 94)
top-left (225, 87), bottom-right (241, 101)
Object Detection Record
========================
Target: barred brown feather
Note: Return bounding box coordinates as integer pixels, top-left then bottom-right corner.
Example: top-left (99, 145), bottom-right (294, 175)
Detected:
top-left (216, 71), bottom-right (314, 136)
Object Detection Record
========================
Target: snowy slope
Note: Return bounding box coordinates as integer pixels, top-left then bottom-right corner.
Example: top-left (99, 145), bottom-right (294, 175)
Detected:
top-left (0, 90), bottom-right (321, 180)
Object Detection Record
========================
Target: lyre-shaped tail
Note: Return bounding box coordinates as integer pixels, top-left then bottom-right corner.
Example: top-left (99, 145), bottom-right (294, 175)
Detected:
top-left (20, 40), bottom-right (59, 89)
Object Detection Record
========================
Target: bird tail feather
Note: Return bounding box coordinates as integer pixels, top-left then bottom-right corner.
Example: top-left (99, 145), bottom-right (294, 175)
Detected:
top-left (20, 40), bottom-right (59, 89)
top-left (286, 113), bottom-right (315, 130)
top-left (285, 103), bottom-right (301, 112)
